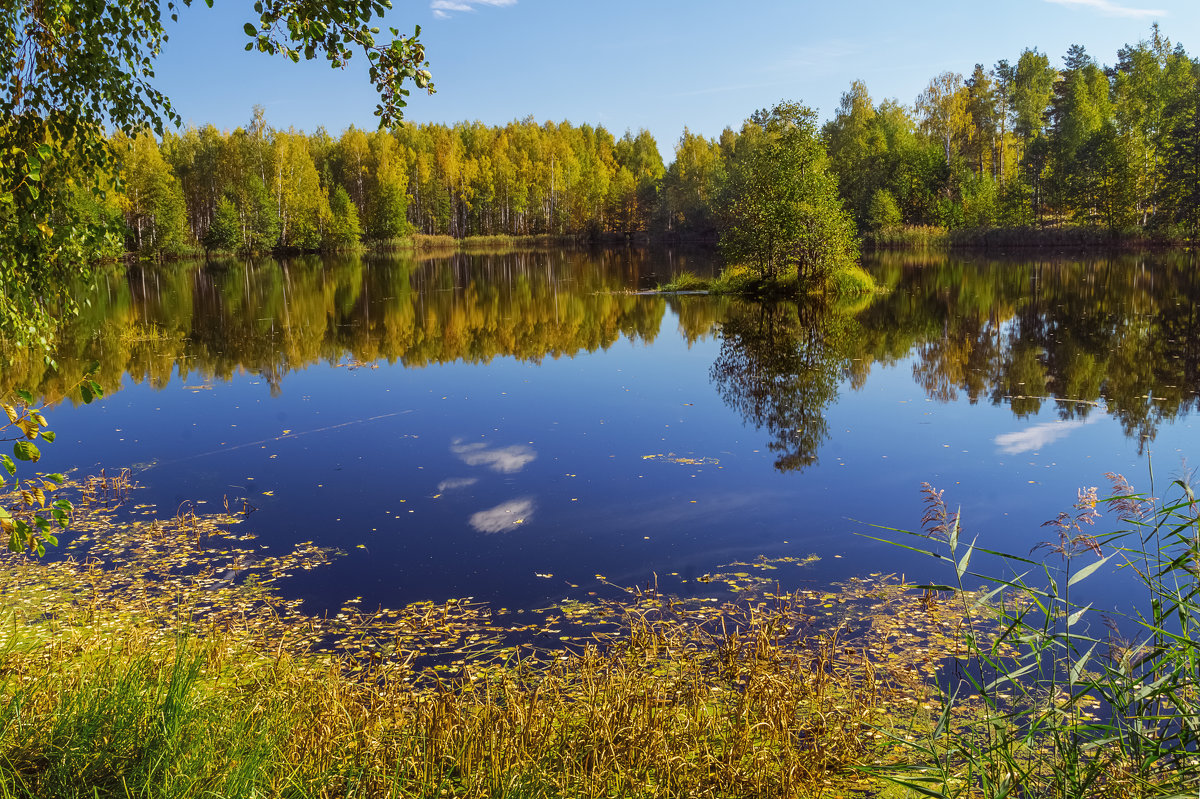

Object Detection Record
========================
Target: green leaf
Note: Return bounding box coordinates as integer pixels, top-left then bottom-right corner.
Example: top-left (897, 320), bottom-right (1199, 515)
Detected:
top-left (40, 430), bottom-right (55, 443)
top-left (15, 390), bottom-right (32, 404)
top-left (1066, 602), bottom-right (1092, 628)
top-left (1, 455), bottom-right (14, 477)
top-left (956, 535), bottom-right (977, 579)
top-left (13, 441), bottom-right (40, 462)
top-left (1070, 642), bottom-right (1099, 684)
top-left (1068, 553), bottom-right (1112, 587)
top-left (243, 22), bottom-right (257, 36)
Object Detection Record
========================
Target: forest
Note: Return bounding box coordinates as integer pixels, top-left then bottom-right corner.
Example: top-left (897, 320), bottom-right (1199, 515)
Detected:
top-left (81, 23), bottom-right (1200, 257)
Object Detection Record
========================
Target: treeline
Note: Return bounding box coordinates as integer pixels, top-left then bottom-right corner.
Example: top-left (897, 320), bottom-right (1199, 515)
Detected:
top-left (102, 23), bottom-right (1200, 257)
top-left (105, 112), bottom-right (670, 256)
top-left (826, 24), bottom-right (1200, 237)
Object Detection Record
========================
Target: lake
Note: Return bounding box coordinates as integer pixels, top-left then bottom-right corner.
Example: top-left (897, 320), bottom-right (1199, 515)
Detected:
top-left (14, 246), bottom-right (1200, 617)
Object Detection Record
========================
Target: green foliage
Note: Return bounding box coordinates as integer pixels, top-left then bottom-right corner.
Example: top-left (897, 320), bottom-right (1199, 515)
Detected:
top-left (0, 378), bottom-right (101, 555)
top-left (325, 186), bottom-right (363, 250)
top-left (663, 128), bottom-right (725, 234)
top-left (819, 26), bottom-right (1200, 239)
top-left (203, 196), bottom-right (242, 253)
top-left (867, 189), bottom-right (903, 232)
top-left (718, 101), bottom-right (859, 287)
top-left (0, 0), bottom-right (433, 350)
top-left (115, 131), bottom-right (189, 255)
top-left (1159, 87), bottom-right (1200, 237)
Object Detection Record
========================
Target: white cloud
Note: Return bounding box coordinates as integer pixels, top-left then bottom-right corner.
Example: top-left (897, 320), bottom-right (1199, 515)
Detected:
top-left (431, 0), bottom-right (516, 19)
top-left (1043, 0), bottom-right (1166, 18)
top-left (451, 439), bottom-right (537, 473)
top-left (469, 498), bottom-right (534, 534)
top-left (994, 415), bottom-right (1101, 455)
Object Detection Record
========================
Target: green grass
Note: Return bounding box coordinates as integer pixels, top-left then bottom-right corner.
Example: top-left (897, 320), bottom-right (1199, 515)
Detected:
top-left (658, 263), bottom-right (878, 300)
top-left (864, 224), bottom-right (1190, 251)
top-left (369, 233), bottom-right (576, 252)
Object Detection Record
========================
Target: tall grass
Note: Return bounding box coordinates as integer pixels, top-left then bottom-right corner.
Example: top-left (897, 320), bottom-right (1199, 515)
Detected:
top-left (0, 572), bottom-right (949, 798)
top-left (867, 473), bottom-right (1200, 797)
top-left (370, 233), bottom-right (576, 252)
top-left (658, 263), bottom-right (878, 299)
top-left (863, 224), bottom-right (1186, 251)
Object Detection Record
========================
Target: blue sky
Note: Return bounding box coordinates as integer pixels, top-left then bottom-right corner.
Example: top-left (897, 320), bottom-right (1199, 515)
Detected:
top-left (156, 0), bottom-right (1200, 160)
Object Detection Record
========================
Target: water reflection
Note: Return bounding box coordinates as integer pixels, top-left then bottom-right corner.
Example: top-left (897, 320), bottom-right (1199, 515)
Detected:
top-left (858, 250), bottom-right (1200, 451)
top-left (710, 300), bottom-right (855, 472)
top-left (436, 477), bottom-right (479, 492)
top-left (0, 248), bottom-right (706, 402)
top-left (995, 415), bottom-right (1103, 455)
top-left (6, 248), bottom-right (1200, 472)
top-left (450, 440), bottom-right (537, 474)
top-left (469, 498), bottom-right (536, 534)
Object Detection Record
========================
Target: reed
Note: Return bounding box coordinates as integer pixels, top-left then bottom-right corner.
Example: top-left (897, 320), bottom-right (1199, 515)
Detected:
top-left (866, 473), bottom-right (1200, 797)
top-left (370, 233), bottom-right (576, 252)
top-left (864, 224), bottom-right (1185, 251)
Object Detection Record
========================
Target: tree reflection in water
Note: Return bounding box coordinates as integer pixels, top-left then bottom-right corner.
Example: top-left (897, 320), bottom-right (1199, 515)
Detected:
top-left (710, 300), bottom-right (855, 472)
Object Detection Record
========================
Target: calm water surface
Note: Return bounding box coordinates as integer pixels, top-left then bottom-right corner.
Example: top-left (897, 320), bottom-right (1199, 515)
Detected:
top-left (18, 247), bottom-right (1200, 616)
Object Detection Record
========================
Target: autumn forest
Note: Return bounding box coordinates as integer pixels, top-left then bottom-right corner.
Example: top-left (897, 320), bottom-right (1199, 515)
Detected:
top-left (90, 24), bottom-right (1200, 257)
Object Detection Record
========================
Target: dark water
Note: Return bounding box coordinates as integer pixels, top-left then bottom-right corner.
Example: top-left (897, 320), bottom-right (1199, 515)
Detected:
top-left (14, 247), bottom-right (1200, 616)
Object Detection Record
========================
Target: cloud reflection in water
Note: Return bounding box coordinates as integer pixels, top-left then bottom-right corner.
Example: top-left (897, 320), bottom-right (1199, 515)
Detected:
top-left (437, 477), bottom-right (479, 492)
top-left (450, 440), bottom-right (537, 473)
top-left (469, 498), bottom-right (535, 534)
top-left (994, 414), bottom-right (1101, 455)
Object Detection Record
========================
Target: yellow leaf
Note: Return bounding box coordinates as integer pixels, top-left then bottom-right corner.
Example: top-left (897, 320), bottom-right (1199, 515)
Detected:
top-left (2, 405), bottom-right (17, 425)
